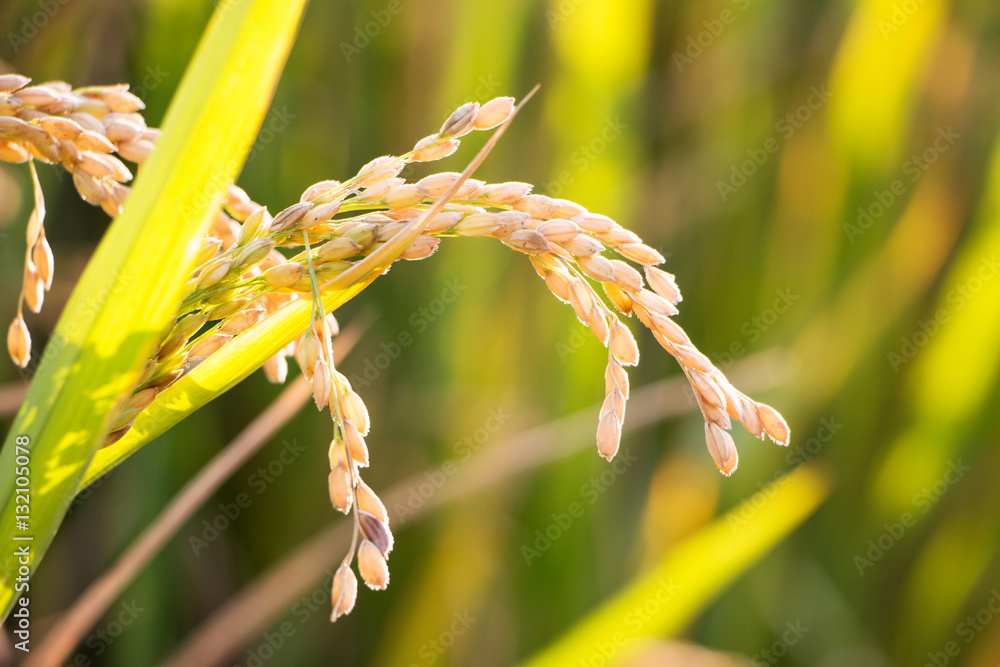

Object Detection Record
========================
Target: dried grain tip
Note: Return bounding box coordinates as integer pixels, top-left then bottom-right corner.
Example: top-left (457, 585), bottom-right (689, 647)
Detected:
top-left (440, 102), bottom-right (480, 138)
top-left (483, 182), bottom-right (533, 206)
top-left (39, 116), bottom-right (83, 140)
top-left (577, 254), bottom-right (615, 282)
top-left (0, 141), bottom-right (29, 163)
top-left (603, 283), bottom-right (634, 315)
top-left (220, 309), bottom-right (264, 335)
top-left (756, 402), bottom-right (790, 445)
top-left (412, 138), bottom-right (459, 162)
top-left (356, 157), bottom-right (398, 187)
top-left (318, 238), bottom-right (363, 261)
top-left (568, 278), bottom-right (595, 323)
top-left (302, 180), bottom-right (342, 202)
top-left (72, 170), bottom-right (106, 205)
top-left (14, 85), bottom-right (61, 109)
top-left (587, 307), bottom-right (610, 344)
top-left (600, 227), bottom-right (642, 245)
top-left (263, 262), bottom-right (305, 288)
top-left (188, 334), bottom-right (231, 362)
top-left (116, 138), bottom-right (154, 163)
top-left (504, 229), bottom-right (551, 255)
top-left (101, 112), bottom-right (145, 143)
top-left (330, 565), bottom-right (358, 622)
top-left (101, 88), bottom-right (145, 112)
top-left (328, 463), bottom-right (353, 514)
top-left (473, 97), bottom-right (515, 131)
top-left (0, 74), bottom-right (30, 92)
top-left (633, 289), bottom-right (679, 317)
top-left (357, 540), bottom-right (389, 590)
top-left (596, 411), bottom-right (621, 461)
top-left (618, 243), bottom-right (665, 266)
top-left (7, 317), bottom-right (30, 368)
top-left (196, 258), bottom-right (232, 290)
top-left (605, 361), bottom-right (629, 399)
top-left (671, 343), bottom-right (713, 373)
top-left (738, 395), bottom-right (764, 439)
top-left (400, 235), bottom-right (440, 260)
top-left (383, 184), bottom-right (423, 210)
top-left (356, 479), bottom-right (388, 523)
top-left (512, 194), bottom-right (560, 219)
top-left (196, 237), bottom-right (223, 265)
top-left (76, 130), bottom-right (117, 154)
top-left (609, 320), bottom-right (639, 366)
top-left (343, 390), bottom-right (371, 435)
top-left (537, 219), bottom-right (581, 244)
top-left (237, 207), bottom-right (270, 245)
top-left (236, 238), bottom-right (276, 269)
top-left (344, 419), bottom-right (370, 467)
top-left (32, 236), bottom-right (54, 290)
top-left (359, 511), bottom-right (394, 557)
top-left (609, 260), bottom-right (643, 292)
top-left (272, 203), bottom-right (313, 234)
top-left (417, 172), bottom-right (460, 198)
top-left (302, 201), bottom-right (342, 230)
top-left (264, 353), bottom-right (289, 384)
top-left (705, 422), bottom-right (738, 476)
top-left (644, 266), bottom-right (682, 303)
top-left (313, 359), bottom-right (331, 410)
top-left (22, 265), bottom-right (44, 313)
top-left (296, 331), bottom-right (320, 379)
top-left (544, 271), bottom-right (572, 304)
top-left (563, 235), bottom-right (605, 259)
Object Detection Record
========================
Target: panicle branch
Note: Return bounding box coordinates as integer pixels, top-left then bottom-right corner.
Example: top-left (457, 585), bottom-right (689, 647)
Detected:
top-left (2, 74), bottom-right (789, 621)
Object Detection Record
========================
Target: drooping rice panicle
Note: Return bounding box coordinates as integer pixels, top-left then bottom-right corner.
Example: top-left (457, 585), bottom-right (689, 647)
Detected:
top-left (3, 75), bottom-right (789, 621)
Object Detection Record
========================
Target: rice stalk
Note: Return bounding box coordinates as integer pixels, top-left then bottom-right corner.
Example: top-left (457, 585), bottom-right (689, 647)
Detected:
top-left (2, 73), bottom-right (790, 621)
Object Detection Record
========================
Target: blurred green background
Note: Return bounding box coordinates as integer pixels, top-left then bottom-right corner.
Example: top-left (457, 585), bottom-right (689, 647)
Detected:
top-left (2, 0), bottom-right (1000, 665)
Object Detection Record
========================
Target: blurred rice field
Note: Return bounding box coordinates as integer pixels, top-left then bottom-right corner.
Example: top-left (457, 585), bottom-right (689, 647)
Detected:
top-left (2, 0), bottom-right (1000, 665)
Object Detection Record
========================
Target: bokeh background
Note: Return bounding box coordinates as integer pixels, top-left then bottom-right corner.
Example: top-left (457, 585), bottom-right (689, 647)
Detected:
top-left (2, 0), bottom-right (1000, 665)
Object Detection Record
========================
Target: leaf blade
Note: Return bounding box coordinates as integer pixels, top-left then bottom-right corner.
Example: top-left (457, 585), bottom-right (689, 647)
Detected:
top-left (0, 0), bottom-right (309, 620)
top-left (518, 464), bottom-right (831, 667)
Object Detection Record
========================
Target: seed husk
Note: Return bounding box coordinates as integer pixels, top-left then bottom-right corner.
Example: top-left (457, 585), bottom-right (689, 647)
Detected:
top-left (330, 565), bottom-right (358, 621)
top-left (357, 540), bottom-right (389, 590)
top-left (7, 317), bottom-right (30, 368)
